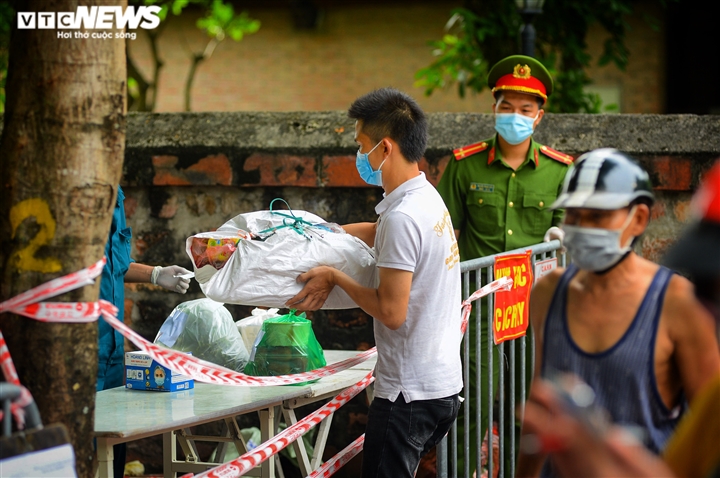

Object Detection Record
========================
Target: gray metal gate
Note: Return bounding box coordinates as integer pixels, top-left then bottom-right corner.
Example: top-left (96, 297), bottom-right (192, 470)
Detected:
top-left (437, 240), bottom-right (566, 478)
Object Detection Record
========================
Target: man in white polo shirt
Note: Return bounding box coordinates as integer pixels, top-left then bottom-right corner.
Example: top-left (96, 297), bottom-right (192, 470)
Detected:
top-left (286, 87), bottom-right (463, 477)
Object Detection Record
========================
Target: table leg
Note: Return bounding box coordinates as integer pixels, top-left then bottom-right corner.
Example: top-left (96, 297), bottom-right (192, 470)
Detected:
top-left (281, 408), bottom-right (312, 476)
top-left (259, 408), bottom-right (276, 478)
top-left (311, 413), bottom-right (333, 470)
top-left (96, 438), bottom-right (113, 478)
top-left (164, 431), bottom-right (177, 478)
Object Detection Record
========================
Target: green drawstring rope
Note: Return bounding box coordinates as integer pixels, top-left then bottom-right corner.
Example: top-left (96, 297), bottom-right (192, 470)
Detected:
top-left (256, 198), bottom-right (328, 240)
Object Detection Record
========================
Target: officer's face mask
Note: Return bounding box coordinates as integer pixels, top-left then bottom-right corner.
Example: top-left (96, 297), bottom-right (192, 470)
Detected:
top-left (356, 140), bottom-right (385, 187)
top-left (494, 98), bottom-right (540, 145)
top-left (561, 206), bottom-right (638, 273)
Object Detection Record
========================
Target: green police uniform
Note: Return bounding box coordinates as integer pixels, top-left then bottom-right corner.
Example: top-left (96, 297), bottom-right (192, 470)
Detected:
top-left (436, 54), bottom-right (573, 476)
top-left (437, 135), bottom-right (572, 475)
top-left (438, 135), bottom-right (572, 260)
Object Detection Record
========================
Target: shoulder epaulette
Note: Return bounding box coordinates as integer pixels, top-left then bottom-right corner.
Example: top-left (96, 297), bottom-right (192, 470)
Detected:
top-left (539, 145), bottom-right (574, 165)
top-left (453, 141), bottom-right (489, 161)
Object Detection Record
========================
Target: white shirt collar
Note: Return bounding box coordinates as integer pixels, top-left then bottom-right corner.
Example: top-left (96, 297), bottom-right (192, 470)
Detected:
top-left (375, 172), bottom-right (426, 215)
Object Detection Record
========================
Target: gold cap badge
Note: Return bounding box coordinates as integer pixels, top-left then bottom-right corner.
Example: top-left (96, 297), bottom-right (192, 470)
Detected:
top-left (513, 64), bottom-right (532, 79)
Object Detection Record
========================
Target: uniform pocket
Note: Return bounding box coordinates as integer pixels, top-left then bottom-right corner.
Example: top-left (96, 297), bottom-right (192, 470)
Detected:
top-left (521, 194), bottom-right (555, 236)
top-left (467, 192), bottom-right (502, 232)
top-left (116, 227), bottom-right (133, 275)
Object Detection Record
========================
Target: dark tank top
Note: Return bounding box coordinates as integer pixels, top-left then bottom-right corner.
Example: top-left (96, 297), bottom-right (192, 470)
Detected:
top-left (540, 265), bottom-right (684, 476)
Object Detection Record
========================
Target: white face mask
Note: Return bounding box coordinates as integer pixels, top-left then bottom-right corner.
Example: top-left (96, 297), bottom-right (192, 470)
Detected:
top-left (562, 206), bottom-right (637, 272)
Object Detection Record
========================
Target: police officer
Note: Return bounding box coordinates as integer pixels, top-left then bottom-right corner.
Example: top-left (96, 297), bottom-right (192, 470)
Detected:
top-left (438, 54), bottom-right (572, 259)
top-left (437, 55), bottom-right (573, 475)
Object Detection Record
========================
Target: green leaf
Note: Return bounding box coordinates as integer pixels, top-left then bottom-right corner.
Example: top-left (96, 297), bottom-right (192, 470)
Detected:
top-left (227, 25), bottom-right (244, 41)
top-left (171, 0), bottom-right (190, 16)
top-left (211, 0), bottom-right (234, 24)
top-left (442, 34), bottom-right (459, 45)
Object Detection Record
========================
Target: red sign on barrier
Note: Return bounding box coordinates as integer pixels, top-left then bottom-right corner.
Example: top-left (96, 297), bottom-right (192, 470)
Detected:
top-left (493, 250), bottom-right (533, 345)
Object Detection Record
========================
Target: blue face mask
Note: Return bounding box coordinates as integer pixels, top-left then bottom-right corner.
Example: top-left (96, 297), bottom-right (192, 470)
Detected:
top-left (356, 140), bottom-right (385, 186)
top-left (494, 112), bottom-right (538, 145)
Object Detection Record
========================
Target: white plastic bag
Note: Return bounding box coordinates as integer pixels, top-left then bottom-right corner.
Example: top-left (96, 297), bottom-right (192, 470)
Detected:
top-left (186, 209), bottom-right (377, 309)
top-left (154, 299), bottom-right (250, 372)
top-left (235, 308), bottom-right (280, 353)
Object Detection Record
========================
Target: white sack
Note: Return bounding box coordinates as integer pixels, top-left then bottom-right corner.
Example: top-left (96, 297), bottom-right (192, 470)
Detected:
top-left (236, 307), bottom-right (281, 353)
top-left (186, 210), bottom-right (377, 309)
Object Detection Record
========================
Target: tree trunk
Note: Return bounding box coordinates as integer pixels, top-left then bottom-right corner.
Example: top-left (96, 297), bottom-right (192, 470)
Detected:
top-left (0, 1), bottom-right (127, 476)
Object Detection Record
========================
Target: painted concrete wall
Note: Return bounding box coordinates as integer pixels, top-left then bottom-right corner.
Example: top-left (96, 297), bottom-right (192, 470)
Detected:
top-left (122, 111), bottom-right (720, 348)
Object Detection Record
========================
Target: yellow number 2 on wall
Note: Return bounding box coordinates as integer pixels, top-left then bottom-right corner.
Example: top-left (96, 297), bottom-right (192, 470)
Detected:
top-left (10, 198), bottom-right (63, 273)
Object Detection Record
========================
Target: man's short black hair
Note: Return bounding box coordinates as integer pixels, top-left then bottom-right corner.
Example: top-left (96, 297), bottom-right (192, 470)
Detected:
top-left (348, 88), bottom-right (427, 163)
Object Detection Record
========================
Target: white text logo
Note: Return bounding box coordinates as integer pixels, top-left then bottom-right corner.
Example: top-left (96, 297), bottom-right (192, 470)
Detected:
top-left (17, 6), bottom-right (161, 30)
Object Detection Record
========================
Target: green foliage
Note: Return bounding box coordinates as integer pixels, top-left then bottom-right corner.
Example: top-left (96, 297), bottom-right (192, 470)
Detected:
top-left (125, 0), bottom-right (260, 111)
top-left (415, 0), bottom-right (670, 113)
top-left (138, 0), bottom-right (260, 42)
top-left (196, 0), bottom-right (260, 42)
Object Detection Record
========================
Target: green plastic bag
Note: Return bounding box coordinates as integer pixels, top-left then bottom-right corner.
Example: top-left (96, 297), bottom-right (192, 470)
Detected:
top-left (244, 309), bottom-right (326, 382)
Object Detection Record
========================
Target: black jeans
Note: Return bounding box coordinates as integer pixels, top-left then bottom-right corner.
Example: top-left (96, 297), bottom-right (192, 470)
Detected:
top-left (362, 393), bottom-right (460, 478)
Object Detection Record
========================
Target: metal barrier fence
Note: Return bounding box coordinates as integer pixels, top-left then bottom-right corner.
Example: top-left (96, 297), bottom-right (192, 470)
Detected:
top-left (437, 240), bottom-right (566, 478)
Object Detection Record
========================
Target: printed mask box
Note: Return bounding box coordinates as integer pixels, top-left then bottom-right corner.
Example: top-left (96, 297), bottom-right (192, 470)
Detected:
top-left (125, 352), bottom-right (194, 392)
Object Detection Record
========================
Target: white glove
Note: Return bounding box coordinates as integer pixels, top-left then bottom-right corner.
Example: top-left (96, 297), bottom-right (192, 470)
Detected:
top-left (543, 226), bottom-right (566, 253)
top-left (151, 265), bottom-right (191, 294)
top-left (543, 226), bottom-right (565, 244)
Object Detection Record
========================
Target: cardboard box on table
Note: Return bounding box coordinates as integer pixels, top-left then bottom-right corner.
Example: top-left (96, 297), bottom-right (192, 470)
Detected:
top-left (125, 352), bottom-right (194, 392)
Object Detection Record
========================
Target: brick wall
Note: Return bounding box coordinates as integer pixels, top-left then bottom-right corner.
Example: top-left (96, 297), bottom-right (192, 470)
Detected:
top-left (128, 0), bottom-right (665, 114)
top-left (121, 111), bottom-right (720, 343)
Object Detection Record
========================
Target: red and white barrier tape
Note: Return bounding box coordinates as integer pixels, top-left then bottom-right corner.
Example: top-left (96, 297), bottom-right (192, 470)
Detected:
top-left (0, 258), bottom-right (105, 315)
top-left (306, 434), bottom-right (365, 478)
top-left (0, 257), bottom-right (376, 386)
top-left (0, 331), bottom-right (33, 428)
top-left (183, 372), bottom-right (374, 478)
top-left (0, 259), bottom-right (107, 427)
top-left (460, 276), bottom-right (514, 334)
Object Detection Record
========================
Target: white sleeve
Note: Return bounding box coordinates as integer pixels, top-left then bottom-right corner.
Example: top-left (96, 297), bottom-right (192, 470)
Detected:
top-left (375, 211), bottom-right (420, 273)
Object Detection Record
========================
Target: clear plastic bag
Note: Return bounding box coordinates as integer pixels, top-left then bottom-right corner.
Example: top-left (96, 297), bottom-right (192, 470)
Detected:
top-left (154, 299), bottom-right (250, 372)
top-left (244, 310), bottom-right (326, 380)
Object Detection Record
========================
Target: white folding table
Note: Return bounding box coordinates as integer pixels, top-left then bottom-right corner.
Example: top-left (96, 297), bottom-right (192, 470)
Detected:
top-left (94, 350), bottom-right (375, 478)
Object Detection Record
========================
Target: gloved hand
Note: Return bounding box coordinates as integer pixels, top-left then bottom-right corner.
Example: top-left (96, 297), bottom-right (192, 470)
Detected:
top-left (543, 226), bottom-right (564, 243)
top-left (152, 265), bottom-right (192, 294)
top-left (543, 226), bottom-right (566, 252)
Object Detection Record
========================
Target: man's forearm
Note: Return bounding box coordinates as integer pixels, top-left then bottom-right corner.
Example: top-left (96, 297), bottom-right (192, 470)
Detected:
top-left (342, 222), bottom-right (376, 247)
top-left (332, 269), bottom-right (409, 330)
top-left (125, 262), bottom-right (153, 283)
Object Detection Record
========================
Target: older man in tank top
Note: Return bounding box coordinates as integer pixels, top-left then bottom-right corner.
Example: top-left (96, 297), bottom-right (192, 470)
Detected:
top-left (516, 149), bottom-right (720, 478)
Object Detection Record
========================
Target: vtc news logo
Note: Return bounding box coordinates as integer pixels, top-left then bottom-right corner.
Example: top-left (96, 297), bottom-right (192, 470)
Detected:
top-left (18, 6), bottom-right (161, 29)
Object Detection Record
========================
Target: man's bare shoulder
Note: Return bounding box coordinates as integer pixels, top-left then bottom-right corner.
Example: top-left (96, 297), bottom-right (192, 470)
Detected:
top-left (533, 267), bottom-right (566, 297)
top-left (662, 272), bottom-right (714, 325)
